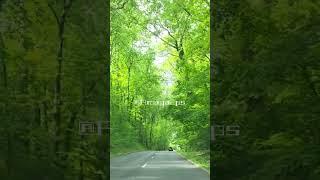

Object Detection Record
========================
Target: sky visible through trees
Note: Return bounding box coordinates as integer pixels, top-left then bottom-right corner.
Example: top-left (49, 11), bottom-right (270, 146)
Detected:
top-left (110, 0), bottom-right (210, 170)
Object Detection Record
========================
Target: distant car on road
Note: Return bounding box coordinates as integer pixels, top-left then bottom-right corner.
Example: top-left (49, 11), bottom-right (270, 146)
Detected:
top-left (168, 147), bottom-right (173, 151)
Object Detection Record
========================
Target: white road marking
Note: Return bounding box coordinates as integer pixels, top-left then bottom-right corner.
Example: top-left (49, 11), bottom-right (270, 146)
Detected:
top-left (142, 163), bottom-right (148, 168)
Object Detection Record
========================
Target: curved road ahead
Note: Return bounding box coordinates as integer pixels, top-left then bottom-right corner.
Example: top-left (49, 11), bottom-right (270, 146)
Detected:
top-left (111, 151), bottom-right (210, 180)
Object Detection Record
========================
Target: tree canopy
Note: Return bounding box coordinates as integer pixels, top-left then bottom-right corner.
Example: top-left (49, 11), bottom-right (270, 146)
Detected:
top-left (211, 0), bottom-right (320, 179)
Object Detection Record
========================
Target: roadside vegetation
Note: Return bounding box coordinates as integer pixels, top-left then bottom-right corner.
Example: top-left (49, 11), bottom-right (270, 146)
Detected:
top-left (211, 0), bottom-right (320, 179)
top-left (110, 0), bottom-right (210, 171)
top-left (0, 0), bottom-right (109, 179)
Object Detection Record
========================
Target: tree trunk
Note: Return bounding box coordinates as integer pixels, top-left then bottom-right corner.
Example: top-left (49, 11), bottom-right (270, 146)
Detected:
top-left (79, 135), bottom-right (84, 180)
top-left (48, 0), bottom-right (74, 155)
top-left (42, 83), bottom-right (49, 130)
top-left (0, 35), bottom-right (7, 88)
top-left (126, 62), bottom-right (133, 123)
top-left (6, 132), bottom-right (12, 176)
top-left (0, 32), bottom-right (11, 177)
top-left (149, 115), bottom-right (155, 149)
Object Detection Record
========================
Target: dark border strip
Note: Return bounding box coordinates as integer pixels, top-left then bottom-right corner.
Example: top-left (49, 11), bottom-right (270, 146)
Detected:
top-left (210, 0), bottom-right (215, 179)
top-left (106, 0), bottom-right (111, 179)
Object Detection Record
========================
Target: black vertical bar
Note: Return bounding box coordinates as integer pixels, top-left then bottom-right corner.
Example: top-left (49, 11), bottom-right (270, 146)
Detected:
top-left (106, 0), bottom-right (111, 179)
top-left (210, 0), bottom-right (214, 178)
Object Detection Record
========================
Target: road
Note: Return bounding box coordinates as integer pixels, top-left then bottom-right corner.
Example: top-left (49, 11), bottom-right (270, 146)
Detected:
top-left (111, 151), bottom-right (210, 180)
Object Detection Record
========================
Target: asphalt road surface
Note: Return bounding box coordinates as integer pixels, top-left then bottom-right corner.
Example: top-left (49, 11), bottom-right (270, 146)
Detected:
top-left (111, 151), bottom-right (210, 180)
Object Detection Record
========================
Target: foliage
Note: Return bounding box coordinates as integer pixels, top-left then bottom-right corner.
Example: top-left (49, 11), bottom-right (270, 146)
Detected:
top-left (212, 0), bottom-right (320, 179)
top-left (0, 0), bottom-right (109, 179)
top-left (110, 0), bottom-right (210, 171)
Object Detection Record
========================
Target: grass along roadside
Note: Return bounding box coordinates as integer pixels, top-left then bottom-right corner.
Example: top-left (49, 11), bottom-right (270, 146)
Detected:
top-left (177, 151), bottom-right (210, 172)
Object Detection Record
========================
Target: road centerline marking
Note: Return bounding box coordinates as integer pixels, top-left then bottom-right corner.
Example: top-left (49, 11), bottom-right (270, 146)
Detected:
top-left (141, 162), bottom-right (148, 168)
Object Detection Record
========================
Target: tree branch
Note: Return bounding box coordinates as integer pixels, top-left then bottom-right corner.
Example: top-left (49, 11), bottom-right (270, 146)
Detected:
top-left (111, 0), bottom-right (128, 10)
top-left (146, 28), bottom-right (177, 49)
top-left (159, 23), bottom-right (176, 40)
top-left (64, 0), bottom-right (74, 17)
top-left (182, 7), bottom-right (191, 16)
top-left (48, 3), bottom-right (60, 25)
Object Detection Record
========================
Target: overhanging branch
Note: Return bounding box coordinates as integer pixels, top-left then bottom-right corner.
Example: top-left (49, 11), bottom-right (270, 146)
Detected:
top-left (48, 3), bottom-right (60, 25)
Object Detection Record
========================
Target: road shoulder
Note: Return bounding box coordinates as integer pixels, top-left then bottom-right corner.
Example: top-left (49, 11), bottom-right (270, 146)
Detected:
top-left (176, 151), bottom-right (210, 174)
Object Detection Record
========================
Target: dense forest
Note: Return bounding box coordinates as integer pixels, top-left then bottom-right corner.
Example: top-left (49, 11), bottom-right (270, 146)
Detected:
top-left (110, 0), bottom-right (210, 169)
top-left (0, 0), bottom-right (109, 179)
top-left (211, 0), bottom-right (320, 179)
